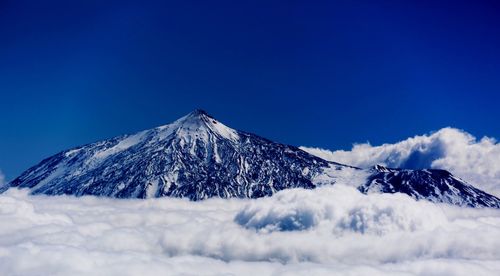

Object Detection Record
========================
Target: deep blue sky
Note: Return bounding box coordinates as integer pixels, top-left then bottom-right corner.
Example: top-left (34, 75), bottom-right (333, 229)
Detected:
top-left (1, 0), bottom-right (499, 180)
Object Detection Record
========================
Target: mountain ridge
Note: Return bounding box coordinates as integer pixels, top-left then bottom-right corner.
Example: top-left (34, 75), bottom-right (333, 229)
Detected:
top-left (3, 110), bottom-right (500, 208)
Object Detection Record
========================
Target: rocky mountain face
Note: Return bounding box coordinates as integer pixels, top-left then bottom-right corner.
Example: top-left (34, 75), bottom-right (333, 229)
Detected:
top-left (5, 110), bottom-right (347, 200)
top-left (360, 165), bottom-right (500, 208)
top-left (3, 110), bottom-right (500, 208)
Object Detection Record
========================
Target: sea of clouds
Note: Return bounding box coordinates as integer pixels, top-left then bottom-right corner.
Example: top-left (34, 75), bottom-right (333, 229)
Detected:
top-left (302, 127), bottom-right (500, 197)
top-left (1, 185), bottom-right (500, 276)
top-left (1, 127), bottom-right (500, 275)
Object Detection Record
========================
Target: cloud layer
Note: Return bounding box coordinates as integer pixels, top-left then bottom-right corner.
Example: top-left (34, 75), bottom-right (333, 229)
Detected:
top-left (302, 127), bottom-right (500, 197)
top-left (1, 128), bottom-right (500, 275)
top-left (1, 186), bottom-right (500, 275)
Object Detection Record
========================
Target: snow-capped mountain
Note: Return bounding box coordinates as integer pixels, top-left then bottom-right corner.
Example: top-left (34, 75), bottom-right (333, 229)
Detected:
top-left (6, 110), bottom-right (347, 200)
top-left (3, 110), bottom-right (500, 208)
top-left (361, 165), bottom-right (500, 208)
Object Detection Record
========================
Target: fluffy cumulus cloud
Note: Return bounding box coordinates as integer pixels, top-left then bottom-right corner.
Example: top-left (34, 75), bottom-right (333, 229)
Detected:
top-left (301, 127), bottom-right (500, 197)
top-left (1, 186), bottom-right (500, 275)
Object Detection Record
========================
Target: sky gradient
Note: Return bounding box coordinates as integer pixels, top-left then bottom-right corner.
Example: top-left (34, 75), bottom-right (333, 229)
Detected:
top-left (1, 0), bottom-right (499, 180)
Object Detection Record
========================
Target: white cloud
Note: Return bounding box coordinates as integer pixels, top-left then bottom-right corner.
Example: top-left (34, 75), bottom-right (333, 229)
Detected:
top-left (1, 186), bottom-right (500, 275)
top-left (1, 127), bottom-right (499, 275)
top-left (301, 127), bottom-right (500, 197)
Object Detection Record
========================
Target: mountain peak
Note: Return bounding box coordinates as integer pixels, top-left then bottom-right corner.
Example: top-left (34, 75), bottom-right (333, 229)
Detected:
top-left (190, 109), bottom-right (209, 117)
top-left (166, 109), bottom-right (239, 142)
top-left (184, 109), bottom-right (215, 121)
top-left (176, 109), bottom-right (216, 125)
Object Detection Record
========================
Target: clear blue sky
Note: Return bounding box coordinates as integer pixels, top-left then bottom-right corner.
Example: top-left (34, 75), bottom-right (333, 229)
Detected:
top-left (1, 0), bottom-right (499, 180)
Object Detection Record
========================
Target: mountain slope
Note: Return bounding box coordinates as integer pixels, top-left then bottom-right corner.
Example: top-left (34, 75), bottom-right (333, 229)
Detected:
top-left (3, 110), bottom-right (500, 208)
top-left (6, 110), bottom-right (349, 200)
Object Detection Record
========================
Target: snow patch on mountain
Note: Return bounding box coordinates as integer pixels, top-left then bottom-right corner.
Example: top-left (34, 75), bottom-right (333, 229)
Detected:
top-left (312, 165), bottom-right (369, 187)
top-left (302, 127), bottom-right (500, 197)
top-left (92, 130), bottom-right (148, 161)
